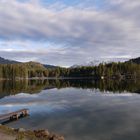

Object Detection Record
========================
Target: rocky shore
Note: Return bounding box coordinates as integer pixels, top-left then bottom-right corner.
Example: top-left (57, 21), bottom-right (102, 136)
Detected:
top-left (0, 125), bottom-right (64, 140)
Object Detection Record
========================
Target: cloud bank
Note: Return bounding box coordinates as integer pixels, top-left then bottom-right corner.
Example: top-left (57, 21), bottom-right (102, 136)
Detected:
top-left (0, 0), bottom-right (140, 66)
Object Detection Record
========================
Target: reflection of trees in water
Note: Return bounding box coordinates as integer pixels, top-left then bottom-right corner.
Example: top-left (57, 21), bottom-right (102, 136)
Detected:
top-left (0, 79), bottom-right (140, 98)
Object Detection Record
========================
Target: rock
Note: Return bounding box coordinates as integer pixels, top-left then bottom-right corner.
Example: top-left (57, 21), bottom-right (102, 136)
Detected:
top-left (53, 136), bottom-right (64, 140)
top-left (34, 130), bottom-right (64, 140)
top-left (34, 130), bottom-right (50, 137)
top-left (0, 125), bottom-right (65, 140)
top-left (60, 136), bottom-right (65, 140)
top-left (17, 128), bottom-right (25, 132)
top-left (50, 134), bottom-right (64, 140)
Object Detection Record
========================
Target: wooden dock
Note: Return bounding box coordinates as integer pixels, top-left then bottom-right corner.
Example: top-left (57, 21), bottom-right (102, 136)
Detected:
top-left (0, 109), bottom-right (29, 122)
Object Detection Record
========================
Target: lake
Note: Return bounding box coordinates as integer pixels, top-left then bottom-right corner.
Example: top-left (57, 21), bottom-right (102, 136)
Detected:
top-left (0, 79), bottom-right (140, 140)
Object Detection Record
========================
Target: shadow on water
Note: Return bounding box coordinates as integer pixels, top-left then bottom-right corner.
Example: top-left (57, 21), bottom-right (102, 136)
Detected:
top-left (0, 79), bottom-right (140, 98)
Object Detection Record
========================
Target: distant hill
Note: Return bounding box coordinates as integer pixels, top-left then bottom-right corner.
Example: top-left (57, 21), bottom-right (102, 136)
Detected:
top-left (43, 64), bottom-right (58, 69)
top-left (0, 57), bottom-right (57, 68)
top-left (23, 61), bottom-right (46, 69)
top-left (24, 62), bottom-right (57, 69)
top-left (71, 57), bottom-right (140, 68)
top-left (128, 57), bottom-right (140, 64)
top-left (0, 57), bottom-right (20, 64)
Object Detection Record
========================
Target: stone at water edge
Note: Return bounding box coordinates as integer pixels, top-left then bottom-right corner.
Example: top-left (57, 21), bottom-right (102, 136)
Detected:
top-left (34, 130), bottom-right (50, 137)
top-left (17, 128), bottom-right (26, 132)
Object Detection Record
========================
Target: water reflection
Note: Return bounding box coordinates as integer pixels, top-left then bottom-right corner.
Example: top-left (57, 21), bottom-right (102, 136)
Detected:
top-left (0, 79), bottom-right (140, 99)
top-left (0, 88), bottom-right (140, 140)
top-left (0, 79), bottom-right (140, 140)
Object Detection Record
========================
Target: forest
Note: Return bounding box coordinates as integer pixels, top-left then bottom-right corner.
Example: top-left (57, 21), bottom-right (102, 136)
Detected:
top-left (0, 61), bottom-right (140, 80)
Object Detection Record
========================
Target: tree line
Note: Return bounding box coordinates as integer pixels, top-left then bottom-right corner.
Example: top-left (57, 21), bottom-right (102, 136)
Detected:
top-left (0, 61), bottom-right (140, 80)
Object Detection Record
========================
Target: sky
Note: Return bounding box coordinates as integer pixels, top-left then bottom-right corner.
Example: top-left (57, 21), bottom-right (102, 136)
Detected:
top-left (0, 0), bottom-right (140, 67)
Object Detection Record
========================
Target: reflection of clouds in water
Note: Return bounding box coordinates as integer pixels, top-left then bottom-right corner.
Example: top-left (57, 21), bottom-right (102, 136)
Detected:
top-left (0, 88), bottom-right (88, 114)
top-left (1, 88), bottom-right (140, 140)
top-left (7, 95), bottom-right (140, 140)
top-left (30, 102), bottom-right (140, 140)
top-left (0, 88), bottom-right (93, 105)
top-left (0, 88), bottom-right (140, 114)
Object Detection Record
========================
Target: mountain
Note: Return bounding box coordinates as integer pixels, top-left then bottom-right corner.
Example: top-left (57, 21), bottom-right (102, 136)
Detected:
top-left (23, 61), bottom-right (58, 69)
top-left (24, 61), bottom-right (46, 69)
top-left (71, 57), bottom-right (140, 68)
top-left (70, 60), bottom-right (112, 68)
top-left (23, 61), bottom-right (57, 69)
top-left (43, 64), bottom-right (58, 69)
top-left (0, 57), bottom-right (57, 68)
top-left (128, 57), bottom-right (140, 64)
top-left (0, 57), bottom-right (20, 64)
top-left (71, 60), bottom-right (101, 68)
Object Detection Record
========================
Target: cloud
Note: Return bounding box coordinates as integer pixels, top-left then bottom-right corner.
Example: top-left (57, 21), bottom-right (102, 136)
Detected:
top-left (0, 0), bottom-right (140, 66)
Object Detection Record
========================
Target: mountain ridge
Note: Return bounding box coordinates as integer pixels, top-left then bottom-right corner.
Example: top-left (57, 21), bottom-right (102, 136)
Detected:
top-left (0, 57), bottom-right (20, 64)
top-left (0, 56), bottom-right (139, 69)
top-left (71, 57), bottom-right (140, 68)
top-left (128, 57), bottom-right (140, 64)
top-left (0, 57), bottom-right (57, 68)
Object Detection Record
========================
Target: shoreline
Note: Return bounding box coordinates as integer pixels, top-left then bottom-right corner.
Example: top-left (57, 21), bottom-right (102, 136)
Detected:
top-left (0, 76), bottom-right (139, 81)
top-left (0, 125), bottom-right (64, 140)
top-left (0, 76), bottom-right (96, 80)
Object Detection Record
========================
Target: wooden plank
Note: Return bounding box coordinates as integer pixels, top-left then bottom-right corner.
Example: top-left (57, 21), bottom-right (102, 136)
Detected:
top-left (0, 109), bottom-right (29, 121)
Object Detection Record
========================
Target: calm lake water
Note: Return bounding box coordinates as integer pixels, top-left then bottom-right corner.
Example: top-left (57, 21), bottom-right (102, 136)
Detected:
top-left (0, 79), bottom-right (140, 140)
